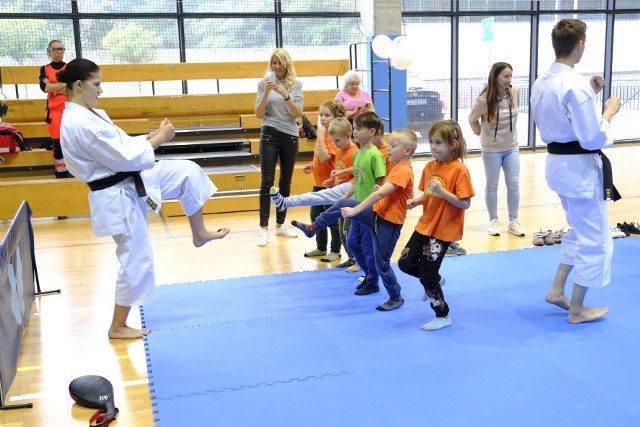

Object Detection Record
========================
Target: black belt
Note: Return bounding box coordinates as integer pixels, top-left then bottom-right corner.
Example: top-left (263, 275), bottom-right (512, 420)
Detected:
top-left (547, 141), bottom-right (620, 201)
top-left (87, 171), bottom-right (147, 197)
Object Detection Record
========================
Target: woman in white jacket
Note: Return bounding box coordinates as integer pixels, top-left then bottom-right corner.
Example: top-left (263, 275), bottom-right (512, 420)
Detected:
top-left (59, 58), bottom-right (230, 339)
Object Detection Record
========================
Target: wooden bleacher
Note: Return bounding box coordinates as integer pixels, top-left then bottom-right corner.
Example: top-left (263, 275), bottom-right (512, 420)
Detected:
top-left (1, 60), bottom-right (346, 137)
top-left (0, 59), bottom-right (348, 220)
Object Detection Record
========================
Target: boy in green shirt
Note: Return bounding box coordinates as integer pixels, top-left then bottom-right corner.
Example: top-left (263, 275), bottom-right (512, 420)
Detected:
top-left (293, 112), bottom-right (386, 295)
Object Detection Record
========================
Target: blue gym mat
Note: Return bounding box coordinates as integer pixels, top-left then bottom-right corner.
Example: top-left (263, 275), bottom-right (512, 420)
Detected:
top-left (141, 237), bottom-right (640, 427)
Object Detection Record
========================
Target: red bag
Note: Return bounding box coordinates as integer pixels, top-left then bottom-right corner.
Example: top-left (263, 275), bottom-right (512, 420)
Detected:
top-left (0, 124), bottom-right (28, 153)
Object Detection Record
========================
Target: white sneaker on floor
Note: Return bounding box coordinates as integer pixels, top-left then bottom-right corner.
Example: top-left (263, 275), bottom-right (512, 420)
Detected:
top-left (488, 219), bottom-right (500, 236)
top-left (256, 229), bottom-right (268, 247)
top-left (508, 220), bottom-right (525, 236)
top-left (275, 224), bottom-right (298, 238)
top-left (611, 226), bottom-right (626, 239)
top-left (421, 316), bottom-right (452, 331)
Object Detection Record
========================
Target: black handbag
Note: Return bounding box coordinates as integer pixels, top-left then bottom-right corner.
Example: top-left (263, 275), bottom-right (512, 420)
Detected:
top-left (299, 115), bottom-right (317, 139)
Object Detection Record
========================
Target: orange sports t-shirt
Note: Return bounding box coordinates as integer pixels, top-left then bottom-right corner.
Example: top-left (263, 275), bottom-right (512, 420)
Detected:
top-left (415, 159), bottom-right (475, 242)
top-left (376, 145), bottom-right (395, 177)
top-left (373, 161), bottom-right (413, 225)
top-left (334, 143), bottom-right (357, 185)
top-left (311, 134), bottom-right (338, 186)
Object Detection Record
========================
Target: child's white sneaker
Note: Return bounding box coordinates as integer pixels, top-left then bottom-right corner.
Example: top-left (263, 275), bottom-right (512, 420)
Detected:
top-left (275, 224), bottom-right (298, 238)
top-left (421, 316), bottom-right (452, 331)
top-left (256, 229), bottom-right (268, 247)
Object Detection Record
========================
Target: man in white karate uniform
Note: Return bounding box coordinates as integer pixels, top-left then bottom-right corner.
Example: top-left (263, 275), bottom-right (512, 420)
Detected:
top-left (531, 18), bottom-right (621, 324)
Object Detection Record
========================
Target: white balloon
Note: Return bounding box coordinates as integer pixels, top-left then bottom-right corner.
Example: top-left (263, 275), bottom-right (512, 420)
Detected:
top-left (390, 36), bottom-right (414, 70)
top-left (391, 53), bottom-right (413, 70)
top-left (371, 35), bottom-right (393, 59)
top-left (392, 35), bottom-right (406, 45)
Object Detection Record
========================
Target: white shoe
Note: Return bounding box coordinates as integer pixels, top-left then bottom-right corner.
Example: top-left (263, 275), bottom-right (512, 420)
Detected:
top-left (610, 226), bottom-right (626, 239)
top-left (421, 316), bottom-right (452, 331)
top-left (488, 219), bottom-right (500, 236)
top-left (508, 220), bottom-right (525, 236)
top-left (256, 229), bottom-right (268, 247)
top-left (275, 224), bottom-right (298, 238)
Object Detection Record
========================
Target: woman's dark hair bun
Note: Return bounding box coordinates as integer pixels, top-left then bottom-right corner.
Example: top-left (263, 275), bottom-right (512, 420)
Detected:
top-left (56, 68), bottom-right (68, 83)
top-left (57, 58), bottom-right (100, 90)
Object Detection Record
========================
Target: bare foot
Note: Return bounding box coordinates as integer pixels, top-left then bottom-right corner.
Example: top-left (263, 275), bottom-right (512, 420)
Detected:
top-left (193, 227), bottom-right (231, 247)
top-left (568, 307), bottom-right (609, 324)
top-left (545, 291), bottom-right (570, 310)
top-left (108, 325), bottom-right (150, 339)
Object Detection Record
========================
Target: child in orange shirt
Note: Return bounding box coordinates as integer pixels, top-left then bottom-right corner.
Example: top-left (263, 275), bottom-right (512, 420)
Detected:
top-left (339, 129), bottom-right (418, 310)
top-left (270, 118), bottom-right (358, 267)
top-left (398, 120), bottom-right (475, 330)
top-left (301, 100), bottom-right (344, 261)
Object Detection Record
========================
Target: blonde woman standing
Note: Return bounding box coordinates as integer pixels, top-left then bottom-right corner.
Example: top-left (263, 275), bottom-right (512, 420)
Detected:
top-left (255, 48), bottom-right (304, 247)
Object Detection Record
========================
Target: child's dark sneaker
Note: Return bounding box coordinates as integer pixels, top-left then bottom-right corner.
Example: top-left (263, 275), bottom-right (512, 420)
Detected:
top-left (291, 220), bottom-right (316, 238)
top-left (356, 276), bottom-right (372, 290)
top-left (304, 249), bottom-right (326, 257)
top-left (336, 259), bottom-right (355, 269)
top-left (445, 242), bottom-right (467, 256)
top-left (376, 297), bottom-right (404, 311)
top-left (354, 284), bottom-right (380, 296)
top-left (320, 252), bottom-right (341, 262)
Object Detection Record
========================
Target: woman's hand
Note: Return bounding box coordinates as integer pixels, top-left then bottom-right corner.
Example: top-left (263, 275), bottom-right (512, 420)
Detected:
top-left (156, 119), bottom-right (175, 143)
top-left (470, 121), bottom-right (481, 136)
top-left (268, 81), bottom-right (287, 98)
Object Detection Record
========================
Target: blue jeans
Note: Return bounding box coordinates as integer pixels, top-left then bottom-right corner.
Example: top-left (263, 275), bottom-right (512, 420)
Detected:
top-left (482, 148), bottom-right (520, 222)
top-left (349, 212), bottom-right (402, 298)
top-left (314, 198), bottom-right (403, 297)
top-left (310, 186), bottom-right (341, 253)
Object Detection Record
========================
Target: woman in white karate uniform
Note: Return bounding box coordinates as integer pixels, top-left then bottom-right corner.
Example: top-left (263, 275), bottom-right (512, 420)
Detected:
top-left (59, 58), bottom-right (230, 339)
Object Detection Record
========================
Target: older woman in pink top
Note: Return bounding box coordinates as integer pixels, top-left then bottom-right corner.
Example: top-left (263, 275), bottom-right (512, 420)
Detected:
top-left (335, 70), bottom-right (375, 121)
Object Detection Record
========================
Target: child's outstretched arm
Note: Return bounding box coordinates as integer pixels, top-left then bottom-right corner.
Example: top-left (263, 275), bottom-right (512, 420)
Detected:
top-left (427, 177), bottom-right (471, 210)
top-left (341, 181), bottom-right (398, 218)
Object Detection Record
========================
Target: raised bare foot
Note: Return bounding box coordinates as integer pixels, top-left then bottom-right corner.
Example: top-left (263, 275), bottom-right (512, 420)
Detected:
top-left (568, 307), bottom-right (609, 324)
top-left (193, 227), bottom-right (230, 247)
top-left (108, 325), bottom-right (150, 339)
top-left (545, 291), bottom-right (570, 310)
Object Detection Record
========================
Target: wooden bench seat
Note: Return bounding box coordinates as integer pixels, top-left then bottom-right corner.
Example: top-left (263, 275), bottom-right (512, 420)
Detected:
top-left (240, 112), bottom-right (320, 130)
top-left (0, 163), bottom-right (314, 220)
top-left (1, 60), bottom-right (349, 85)
top-left (1, 59), bottom-right (346, 216)
top-left (13, 118), bottom-right (151, 140)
